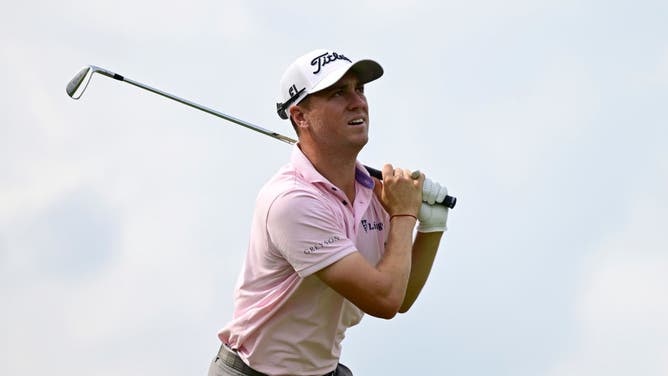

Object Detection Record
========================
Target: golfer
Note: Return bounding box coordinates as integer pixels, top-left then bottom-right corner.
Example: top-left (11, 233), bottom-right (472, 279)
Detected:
top-left (208, 49), bottom-right (449, 376)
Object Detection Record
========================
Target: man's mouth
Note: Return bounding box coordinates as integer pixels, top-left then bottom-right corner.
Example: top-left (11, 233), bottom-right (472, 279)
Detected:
top-left (348, 118), bottom-right (365, 126)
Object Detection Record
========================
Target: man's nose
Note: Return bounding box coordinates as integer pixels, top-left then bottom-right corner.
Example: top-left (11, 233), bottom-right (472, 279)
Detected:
top-left (347, 91), bottom-right (367, 109)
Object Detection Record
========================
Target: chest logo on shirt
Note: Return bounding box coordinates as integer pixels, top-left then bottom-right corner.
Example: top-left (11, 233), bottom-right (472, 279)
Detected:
top-left (361, 219), bottom-right (384, 233)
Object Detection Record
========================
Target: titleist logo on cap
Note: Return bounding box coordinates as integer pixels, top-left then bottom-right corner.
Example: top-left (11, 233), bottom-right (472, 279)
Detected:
top-left (310, 52), bottom-right (352, 74)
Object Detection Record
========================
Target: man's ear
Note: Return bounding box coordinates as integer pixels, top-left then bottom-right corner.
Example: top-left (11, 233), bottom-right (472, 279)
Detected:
top-left (290, 105), bottom-right (309, 131)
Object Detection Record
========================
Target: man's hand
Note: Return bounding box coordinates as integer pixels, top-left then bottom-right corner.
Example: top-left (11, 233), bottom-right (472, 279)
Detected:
top-left (418, 177), bottom-right (449, 232)
top-left (422, 177), bottom-right (449, 205)
top-left (417, 203), bottom-right (448, 233)
top-left (373, 164), bottom-right (423, 217)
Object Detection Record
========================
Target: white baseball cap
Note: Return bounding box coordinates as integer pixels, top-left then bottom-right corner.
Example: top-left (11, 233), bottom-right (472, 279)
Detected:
top-left (276, 49), bottom-right (384, 119)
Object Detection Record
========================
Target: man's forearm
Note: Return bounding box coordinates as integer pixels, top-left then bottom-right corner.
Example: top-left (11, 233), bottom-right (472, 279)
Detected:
top-left (399, 231), bottom-right (443, 312)
top-left (374, 216), bottom-right (417, 313)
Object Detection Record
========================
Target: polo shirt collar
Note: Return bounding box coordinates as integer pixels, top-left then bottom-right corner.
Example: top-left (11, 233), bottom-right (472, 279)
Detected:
top-left (291, 145), bottom-right (375, 190)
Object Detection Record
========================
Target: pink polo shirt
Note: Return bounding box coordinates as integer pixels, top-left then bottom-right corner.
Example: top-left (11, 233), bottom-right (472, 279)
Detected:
top-left (218, 145), bottom-right (389, 376)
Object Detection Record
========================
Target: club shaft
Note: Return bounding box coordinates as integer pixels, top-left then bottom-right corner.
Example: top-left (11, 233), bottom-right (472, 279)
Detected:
top-left (72, 66), bottom-right (456, 208)
top-left (115, 74), bottom-right (297, 145)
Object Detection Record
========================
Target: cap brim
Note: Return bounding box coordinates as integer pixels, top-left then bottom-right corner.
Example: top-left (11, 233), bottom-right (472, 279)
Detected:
top-left (309, 59), bottom-right (384, 95)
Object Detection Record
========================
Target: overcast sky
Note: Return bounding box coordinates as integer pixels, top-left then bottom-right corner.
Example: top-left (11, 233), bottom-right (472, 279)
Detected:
top-left (2, 1), bottom-right (667, 375)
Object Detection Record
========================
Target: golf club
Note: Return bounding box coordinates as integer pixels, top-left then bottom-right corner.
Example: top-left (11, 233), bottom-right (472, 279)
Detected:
top-left (66, 65), bottom-right (457, 209)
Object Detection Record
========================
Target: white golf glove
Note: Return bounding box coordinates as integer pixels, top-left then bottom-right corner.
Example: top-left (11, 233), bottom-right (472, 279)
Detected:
top-left (417, 178), bottom-right (449, 233)
top-left (422, 178), bottom-right (449, 205)
top-left (417, 202), bottom-right (449, 233)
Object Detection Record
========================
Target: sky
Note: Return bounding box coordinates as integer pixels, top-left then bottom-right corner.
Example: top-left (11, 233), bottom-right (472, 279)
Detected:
top-left (2, 0), bottom-right (667, 375)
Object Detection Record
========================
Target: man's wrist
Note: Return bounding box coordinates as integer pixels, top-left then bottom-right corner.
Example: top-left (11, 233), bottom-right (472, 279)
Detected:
top-left (390, 213), bottom-right (418, 222)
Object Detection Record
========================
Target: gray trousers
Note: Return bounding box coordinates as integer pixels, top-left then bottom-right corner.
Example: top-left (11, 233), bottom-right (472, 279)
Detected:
top-left (208, 344), bottom-right (353, 376)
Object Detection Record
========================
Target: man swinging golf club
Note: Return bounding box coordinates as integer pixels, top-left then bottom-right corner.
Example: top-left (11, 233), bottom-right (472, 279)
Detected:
top-left (208, 49), bottom-right (450, 376)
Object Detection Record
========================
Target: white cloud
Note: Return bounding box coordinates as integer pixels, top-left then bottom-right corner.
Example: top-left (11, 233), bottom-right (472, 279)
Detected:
top-left (547, 182), bottom-right (668, 376)
top-left (448, 57), bottom-right (597, 191)
top-left (2, 0), bottom-right (258, 45)
top-left (655, 46), bottom-right (668, 85)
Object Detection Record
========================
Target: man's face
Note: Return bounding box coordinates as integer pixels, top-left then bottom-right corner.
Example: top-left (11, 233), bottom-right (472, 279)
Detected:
top-left (299, 72), bottom-right (369, 151)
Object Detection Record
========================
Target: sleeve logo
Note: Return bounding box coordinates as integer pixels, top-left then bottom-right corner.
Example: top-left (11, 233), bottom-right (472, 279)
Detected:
top-left (304, 235), bottom-right (342, 254)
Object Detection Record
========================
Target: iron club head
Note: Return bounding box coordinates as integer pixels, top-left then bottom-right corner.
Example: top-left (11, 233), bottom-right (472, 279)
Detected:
top-left (66, 66), bottom-right (94, 99)
top-left (66, 65), bottom-right (123, 99)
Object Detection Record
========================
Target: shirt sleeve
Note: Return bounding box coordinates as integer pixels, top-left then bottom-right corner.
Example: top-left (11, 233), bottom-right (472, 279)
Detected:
top-left (266, 189), bottom-right (357, 278)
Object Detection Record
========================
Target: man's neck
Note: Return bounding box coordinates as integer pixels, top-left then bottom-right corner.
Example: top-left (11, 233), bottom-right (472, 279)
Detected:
top-left (299, 143), bottom-right (360, 203)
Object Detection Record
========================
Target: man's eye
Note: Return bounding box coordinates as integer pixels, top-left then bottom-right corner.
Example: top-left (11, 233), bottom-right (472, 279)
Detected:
top-left (356, 86), bottom-right (365, 93)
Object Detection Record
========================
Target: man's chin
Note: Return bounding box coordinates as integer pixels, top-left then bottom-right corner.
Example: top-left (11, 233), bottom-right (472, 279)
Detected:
top-left (351, 135), bottom-right (369, 150)
top-left (353, 127), bottom-right (369, 143)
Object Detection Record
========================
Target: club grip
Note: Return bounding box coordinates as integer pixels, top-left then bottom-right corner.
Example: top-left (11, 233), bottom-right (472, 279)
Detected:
top-left (363, 166), bottom-right (457, 209)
